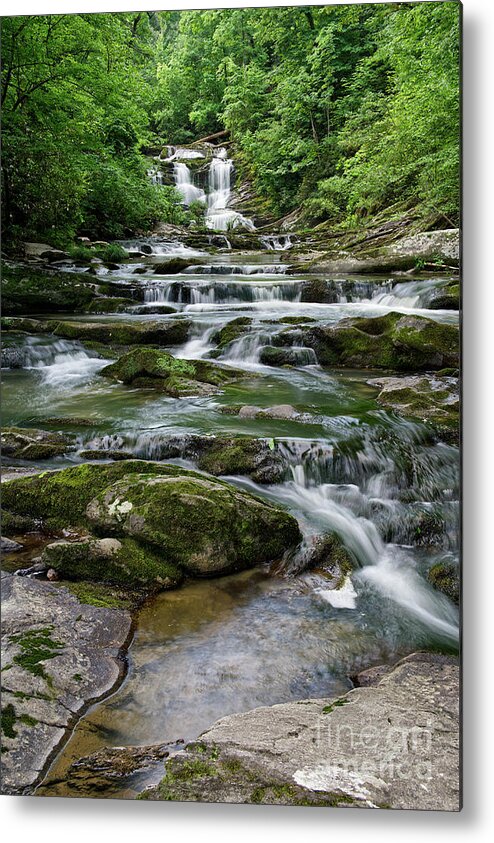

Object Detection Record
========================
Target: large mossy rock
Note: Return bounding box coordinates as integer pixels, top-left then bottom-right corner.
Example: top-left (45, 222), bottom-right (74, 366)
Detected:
top-left (288, 312), bottom-right (458, 371)
top-left (180, 435), bottom-right (286, 483)
top-left (1, 317), bottom-right (191, 347)
top-left (85, 473), bottom-right (301, 576)
top-left (2, 462), bottom-right (301, 579)
top-left (50, 319), bottom-right (190, 346)
top-left (210, 317), bottom-right (252, 350)
top-left (101, 347), bottom-right (251, 396)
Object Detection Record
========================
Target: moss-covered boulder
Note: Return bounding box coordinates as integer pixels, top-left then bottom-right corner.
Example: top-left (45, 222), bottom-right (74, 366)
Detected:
top-left (1, 317), bottom-right (53, 335)
top-left (101, 348), bottom-right (251, 396)
top-left (211, 318), bottom-right (252, 350)
top-left (427, 561), bottom-right (460, 605)
top-left (50, 319), bottom-right (190, 347)
top-left (368, 373), bottom-right (459, 439)
top-left (1, 427), bottom-right (73, 460)
top-left (428, 282), bottom-right (460, 311)
top-left (2, 462), bottom-right (301, 578)
top-left (258, 346), bottom-right (316, 367)
top-left (194, 437), bottom-right (286, 483)
top-left (41, 537), bottom-right (182, 589)
top-left (153, 258), bottom-right (200, 274)
top-left (292, 312), bottom-right (459, 371)
top-left (85, 473), bottom-right (301, 576)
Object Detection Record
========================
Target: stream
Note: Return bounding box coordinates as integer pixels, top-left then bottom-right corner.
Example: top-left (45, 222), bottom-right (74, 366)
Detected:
top-left (2, 148), bottom-right (460, 799)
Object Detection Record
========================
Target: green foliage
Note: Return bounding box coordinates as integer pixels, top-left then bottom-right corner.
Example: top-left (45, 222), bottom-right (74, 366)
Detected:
top-left (152, 2), bottom-right (460, 223)
top-left (1, 12), bottom-right (184, 247)
top-left (1, 4), bottom-right (460, 242)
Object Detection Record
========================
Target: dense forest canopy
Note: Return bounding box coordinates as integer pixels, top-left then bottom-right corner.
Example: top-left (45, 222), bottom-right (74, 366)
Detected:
top-left (1, 2), bottom-right (460, 247)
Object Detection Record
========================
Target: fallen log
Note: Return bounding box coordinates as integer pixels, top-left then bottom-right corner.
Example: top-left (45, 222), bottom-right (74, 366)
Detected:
top-left (192, 129), bottom-right (230, 144)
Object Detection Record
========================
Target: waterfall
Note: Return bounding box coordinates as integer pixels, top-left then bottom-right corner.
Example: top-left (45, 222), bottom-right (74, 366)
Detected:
top-left (205, 150), bottom-right (255, 232)
top-left (143, 279), bottom-right (303, 306)
top-left (173, 163), bottom-right (206, 206)
top-left (13, 337), bottom-right (106, 387)
top-left (261, 235), bottom-right (293, 251)
top-left (370, 278), bottom-right (448, 308)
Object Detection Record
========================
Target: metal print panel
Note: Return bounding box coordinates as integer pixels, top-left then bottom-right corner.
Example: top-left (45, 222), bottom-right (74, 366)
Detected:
top-left (0, 1), bottom-right (461, 810)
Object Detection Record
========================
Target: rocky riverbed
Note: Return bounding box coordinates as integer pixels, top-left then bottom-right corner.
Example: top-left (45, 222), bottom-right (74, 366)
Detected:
top-left (1, 220), bottom-right (460, 804)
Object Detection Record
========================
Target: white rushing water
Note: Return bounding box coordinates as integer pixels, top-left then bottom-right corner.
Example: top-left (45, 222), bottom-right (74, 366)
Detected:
top-left (22, 338), bottom-right (106, 387)
top-left (173, 163), bottom-right (206, 206)
top-left (205, 153), bottom-right (255, 232)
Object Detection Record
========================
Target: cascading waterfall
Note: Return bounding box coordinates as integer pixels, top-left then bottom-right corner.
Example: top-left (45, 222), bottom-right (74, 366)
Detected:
top-left (147, 168), bottom-right (164, 186)
top-left (143, 278), bottom-right (302, 305)
top-left (205, 151), bottom-right (255, 232)
top-left (261, 235), bottom-right (293, 251)
top-left (173, 163), bottom-right (206, 206)
top-left (9, 337), bottom-right (106, 387)
top-left (167, 149), bottom-right (255, 231)
top-left (370, 278), bottom-right (449, 308)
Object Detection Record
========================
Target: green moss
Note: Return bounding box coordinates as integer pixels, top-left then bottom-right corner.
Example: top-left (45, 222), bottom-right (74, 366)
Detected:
top-left (211, 317), bottom-right (252, 349)
top-left (322, 698), bottom-right (351, 714)
top-left (1, 509), bottom-right (39, 534)
top-left (1, 704), bottom-right (18, 739)
top-left (1, 460), bottom-right (181, 528)
top-left (303, 311), bottom-right (459, 371)
top-left (9, 689), bottom-right (51, 702)
top-left (1, 264), bottom-right (96, 316)
top-left (86, 471), bottom-right (301, 577)
top-left (100, 348), bottom-right (250, 395)
top-left (45, 537), bottom-right (183, 589)
top-left (19, 713), bottom-right (38, 727)
top-left (60, 580), bottom-right (137, 609)
top-left (50, 320), bottom-right (190, 346)
top-left (141, 740), bottom-right (360, 806)
top-left (277, 316), bottom-right (316, 325)
top-left (10, 627), bottom-right (64, 685)
top-left (427, 561), bottom-right (459, 604)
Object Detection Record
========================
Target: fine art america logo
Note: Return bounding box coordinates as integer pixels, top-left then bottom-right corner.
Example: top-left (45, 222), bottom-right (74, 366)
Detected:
top-left (291, 714), bottom-right (435, 807)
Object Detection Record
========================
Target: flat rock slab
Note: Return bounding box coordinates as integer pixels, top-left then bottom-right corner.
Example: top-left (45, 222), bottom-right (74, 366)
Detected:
top-left (142, 652), bottom-right (460, 811)
top-left (1, 571), bottom-right (132, 794)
